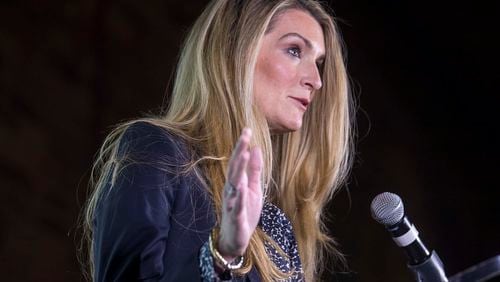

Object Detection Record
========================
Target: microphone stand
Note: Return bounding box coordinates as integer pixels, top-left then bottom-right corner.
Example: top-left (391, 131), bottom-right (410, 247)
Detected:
top-left (448, 255), bottom-right (500, 282)
top-left (406, 253), bottom-right (500, 282)
top-left (407, 250), bottom-right (448, 282)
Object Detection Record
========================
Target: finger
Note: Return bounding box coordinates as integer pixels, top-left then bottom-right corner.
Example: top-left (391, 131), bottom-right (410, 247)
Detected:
top-left (223, 182), bottom-right (238, 213)
top-left (247, 147), bottom-right (263, 193)
top-left (230, 150), bottom-right (249, 190)
top-left (232, 171), bottom-right (247, 217)
top-left (231, 128), bottom-right (251, 159)
top-left (228, 128), bottom-right (252, 178)
top-left (225, 151), bottom-right (249, 213)
top-left (223, 182), bottom-right (237, 199)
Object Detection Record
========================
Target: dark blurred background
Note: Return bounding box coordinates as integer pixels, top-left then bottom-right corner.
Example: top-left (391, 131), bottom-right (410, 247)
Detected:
top-left (1, 0), bottom-right (498, 281)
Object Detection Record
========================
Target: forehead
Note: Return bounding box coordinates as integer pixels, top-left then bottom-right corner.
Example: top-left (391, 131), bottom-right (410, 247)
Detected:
top-left (267, 9), bottom-right (325, 52)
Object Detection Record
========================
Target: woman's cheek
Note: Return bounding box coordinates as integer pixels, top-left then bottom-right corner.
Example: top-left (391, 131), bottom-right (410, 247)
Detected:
top-left (269, 59), bottom-right (296, 87)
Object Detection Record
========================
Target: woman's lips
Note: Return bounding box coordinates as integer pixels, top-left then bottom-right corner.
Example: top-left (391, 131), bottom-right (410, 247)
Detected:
top-left (289, 96), bottom-right (310, 111)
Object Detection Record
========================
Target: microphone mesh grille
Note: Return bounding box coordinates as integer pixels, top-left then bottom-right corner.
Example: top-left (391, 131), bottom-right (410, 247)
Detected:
top-left (370, 192), bottom-right (404, 226)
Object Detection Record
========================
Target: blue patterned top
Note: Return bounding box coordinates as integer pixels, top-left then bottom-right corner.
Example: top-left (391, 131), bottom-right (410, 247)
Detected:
top-left (200, 202), bottom-right (304, 281)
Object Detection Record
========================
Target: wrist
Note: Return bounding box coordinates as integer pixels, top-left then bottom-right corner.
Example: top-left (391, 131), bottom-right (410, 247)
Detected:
top-left (209, 228), bottom-right (244, 272)
top-left (216, 236), bottom-right (239, 263)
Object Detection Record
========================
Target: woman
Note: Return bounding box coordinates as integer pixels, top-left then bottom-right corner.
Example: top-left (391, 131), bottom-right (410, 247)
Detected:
top-left (82, 0), bottom-right (353, 281)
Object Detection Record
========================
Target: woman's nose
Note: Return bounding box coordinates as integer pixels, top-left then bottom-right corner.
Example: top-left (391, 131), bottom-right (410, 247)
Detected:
top-left (300, 62), bottom-right (322, 91)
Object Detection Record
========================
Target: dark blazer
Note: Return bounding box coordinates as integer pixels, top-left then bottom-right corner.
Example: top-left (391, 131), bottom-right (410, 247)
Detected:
top-left (93, 122), bottom-right (261, 281)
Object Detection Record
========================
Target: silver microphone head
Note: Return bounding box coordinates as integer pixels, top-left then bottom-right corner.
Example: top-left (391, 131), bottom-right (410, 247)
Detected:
top-left (371, 192), bottom-right (405, 226)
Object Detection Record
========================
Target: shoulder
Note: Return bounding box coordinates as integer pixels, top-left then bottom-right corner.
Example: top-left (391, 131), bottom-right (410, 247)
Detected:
top-left (97, 121), bottom-right (200, 211)
top-left (117, 120), bottom-right (192, 164)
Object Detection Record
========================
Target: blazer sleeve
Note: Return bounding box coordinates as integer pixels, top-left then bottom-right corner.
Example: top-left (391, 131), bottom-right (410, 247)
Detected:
top-left (92, 122), bottom-right (193, 281)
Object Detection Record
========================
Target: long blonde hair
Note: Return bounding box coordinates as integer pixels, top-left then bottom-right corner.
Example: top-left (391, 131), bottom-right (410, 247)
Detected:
top-left (82, 0), bottom-right (353, 281)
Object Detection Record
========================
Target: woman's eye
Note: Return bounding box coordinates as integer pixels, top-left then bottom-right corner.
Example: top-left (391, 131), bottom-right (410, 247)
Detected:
top-left (287, 47), bottom-right (301, 58)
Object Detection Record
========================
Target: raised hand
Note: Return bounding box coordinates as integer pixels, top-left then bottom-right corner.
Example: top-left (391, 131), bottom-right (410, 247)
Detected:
top-left (217, 128), bottom-right (264, 262)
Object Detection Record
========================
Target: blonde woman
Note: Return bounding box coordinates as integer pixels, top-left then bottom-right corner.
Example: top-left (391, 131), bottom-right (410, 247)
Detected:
top-left (82, 0), bottom-right (353, 281)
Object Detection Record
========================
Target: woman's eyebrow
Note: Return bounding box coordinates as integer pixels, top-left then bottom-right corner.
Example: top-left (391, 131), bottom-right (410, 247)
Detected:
top-left (279, 32), bottom-right (312, 48)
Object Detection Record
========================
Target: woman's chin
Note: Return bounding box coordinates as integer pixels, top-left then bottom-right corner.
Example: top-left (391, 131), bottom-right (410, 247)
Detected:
top-left (269, 119), bottom-right (303, 134)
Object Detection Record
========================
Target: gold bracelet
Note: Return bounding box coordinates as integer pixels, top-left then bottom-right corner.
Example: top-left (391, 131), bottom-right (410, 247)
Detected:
top-left (209, 229), bottom-right (244, 270)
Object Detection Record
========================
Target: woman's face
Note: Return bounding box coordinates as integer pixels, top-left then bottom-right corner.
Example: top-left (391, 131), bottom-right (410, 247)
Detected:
top-left (253, 9), bottom-right (325, 133)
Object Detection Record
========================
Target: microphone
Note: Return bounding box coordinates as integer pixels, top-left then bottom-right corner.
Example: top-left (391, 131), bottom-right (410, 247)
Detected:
top-left (370, 192), bottom-right (448, 282)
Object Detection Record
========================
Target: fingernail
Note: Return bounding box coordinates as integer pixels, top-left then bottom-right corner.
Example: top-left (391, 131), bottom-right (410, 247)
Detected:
top-left (243, 127), bottom-right (252, 136)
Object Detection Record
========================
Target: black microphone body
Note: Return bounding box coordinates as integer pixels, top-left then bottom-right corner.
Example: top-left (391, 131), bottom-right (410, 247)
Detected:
top-left (386, 215), bottom-right (430, 265)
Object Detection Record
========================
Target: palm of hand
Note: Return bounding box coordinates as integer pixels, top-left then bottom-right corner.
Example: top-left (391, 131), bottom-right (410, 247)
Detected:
top-left (219, 129), bottom-right (263, 259)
